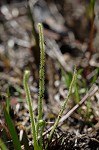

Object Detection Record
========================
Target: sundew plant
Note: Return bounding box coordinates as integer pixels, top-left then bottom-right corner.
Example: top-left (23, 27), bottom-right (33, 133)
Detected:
top-left (0, 23), bottom-right (76, 150)
top-left (24, 23), bottom-right (77, 150)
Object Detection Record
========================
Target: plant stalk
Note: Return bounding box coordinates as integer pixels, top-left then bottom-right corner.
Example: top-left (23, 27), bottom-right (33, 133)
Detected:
top-left (23, 71), bottom-right (39, 150)
top-left (46, 67), bottom-right (77, 149)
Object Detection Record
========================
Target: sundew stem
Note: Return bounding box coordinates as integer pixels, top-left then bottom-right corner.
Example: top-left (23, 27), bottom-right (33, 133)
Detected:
top-left (23, 70), bottom-right (39, 150)
top-left (24, 23), bottom-right (45, 150)
top-left (35, 23), bottom-right (45, 149)
top-left (46, 67), bottom-right (77, 149)
top-left (38, 23), bottom-right (45, 122)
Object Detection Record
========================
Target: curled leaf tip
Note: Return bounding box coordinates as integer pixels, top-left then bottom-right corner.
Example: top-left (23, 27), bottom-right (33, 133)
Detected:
top-left (24, 70), bottom-right (30, 81)
top-left (38, 23), bottom-right (42, 28)
top-left (25, 70), bottom-right (30, 74)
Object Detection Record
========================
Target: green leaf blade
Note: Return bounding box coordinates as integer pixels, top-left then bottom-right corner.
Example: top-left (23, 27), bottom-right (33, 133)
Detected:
top-left (4, 108), bottom-right (21, 150)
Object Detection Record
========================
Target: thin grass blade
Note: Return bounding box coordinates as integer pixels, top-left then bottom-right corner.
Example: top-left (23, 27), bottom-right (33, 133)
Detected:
top-left (4, 108), bottom-right (21, 150)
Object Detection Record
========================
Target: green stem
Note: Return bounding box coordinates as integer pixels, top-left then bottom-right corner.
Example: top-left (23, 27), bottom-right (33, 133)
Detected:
top-left (38, 23), bottom-right (45, 121)
top-left (46, 67), bottom-right (77, 149)
top-left (23, 71), bottom-right (39, 150)
top-left (34, 23), bottom-right (45, 150)
top-left (0, 139), bottom-right (9, 150)
top-left (36, 23), bottom-right (45, 135)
